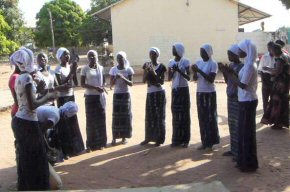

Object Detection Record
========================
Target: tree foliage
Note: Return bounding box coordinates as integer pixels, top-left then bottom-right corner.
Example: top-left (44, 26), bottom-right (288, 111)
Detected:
top-left (279, 0), bottom-right (290, 9)
top-left (0, 0), bottom-right (27, 44)
top-left (0, 13), bottom-right (18, 55)
top-left (35, 0), bottom-right (85, 47)
top-left (78, 0), bottom-right (119, 46)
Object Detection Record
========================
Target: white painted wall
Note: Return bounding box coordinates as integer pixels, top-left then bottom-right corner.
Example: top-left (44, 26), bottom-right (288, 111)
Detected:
top-left (111, 0), bottom-right (238, 67)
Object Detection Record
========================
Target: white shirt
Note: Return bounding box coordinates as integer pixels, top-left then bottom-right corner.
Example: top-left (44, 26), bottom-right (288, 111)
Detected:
top-left (81, 64), bottom-right (104, 95)
top-left (238, 64), bottom-right (258, 102)
top-left (258, 52), bottom-right (275, 74)
top-left (168, 58), bottom-right (190, 89)
top-left (37, 106), bottom-right (60, 127)
top-left (195, 59), bottom-right (218, 93)
top-left (55, 64), bottom-right (74, 97)
top-left (109, 66), bottom-right (134, 94)
top-left (36, 70), bottom-right (55, 105)
top-left (15, 73), bottom-right (38, 121)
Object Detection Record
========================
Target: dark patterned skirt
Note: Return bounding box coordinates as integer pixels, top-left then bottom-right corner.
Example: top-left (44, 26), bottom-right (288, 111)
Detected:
top-left (171, 87), bottom-right (190, 145)
top-left (227, 96), bottom-right (239, 158)
top-left (197, 92), bottom-right (220, 148)
top-left (56, 96), bottom-right (85, 156)
top-left (112, 93), bottom-right (132, 139)
top-left (237, 100), bottom-right (259, 171)
top-left (12, 117), bottom-right (49, 191)
top-left (85, 95), bottom-right (107, 149)
top-left (145, 90), bottom-right (166, 144)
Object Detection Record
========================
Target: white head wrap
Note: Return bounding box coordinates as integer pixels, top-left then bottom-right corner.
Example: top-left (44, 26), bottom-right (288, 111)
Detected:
top-left (87, 50), bottom-right (99, 62)
top-left (228, 44), bottom-right (240, 56)
top-left (10, 47), bottom-right (35, 73)
top-left (59, 101), bottom-right (78, 118)
top-left (238, 39), bottom-right (257, 66)
top-left (173, 43), bottom-right (185, 58)
top-left (56, 47), bottom-right (70, 63)
top-left (36, 106), bottom-right (60, 127)
top-left (116, 51), bottom-right (130, 68)
top-left (150, 47), bottom-right (160, 57)
top-left (201, 44), bottom-right (213, 58)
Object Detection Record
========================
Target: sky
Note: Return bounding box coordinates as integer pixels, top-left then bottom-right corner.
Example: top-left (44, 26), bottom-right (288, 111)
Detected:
top-left (19, 0), bottom-right (290, 32)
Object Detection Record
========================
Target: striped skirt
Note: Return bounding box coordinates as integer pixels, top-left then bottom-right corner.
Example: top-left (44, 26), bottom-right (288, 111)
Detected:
top-left (237, 100), bottom-right (259, 171)
top-left (85, 95), bottom-right (107, 149)
top-left (12, 117), bottom-right (49, 191)
top-left (197, 92), bottom-right (220, 148)
top-left (112, 93), bottom-right (132, 139)
top-left (145, 90), bottom-right (166, 144)
top-left (227, 96), bottom-right (239, 158)
top-left (171, 87), bottom-right (191, 145)
top-left (57, 96), bottom-right (85, 156)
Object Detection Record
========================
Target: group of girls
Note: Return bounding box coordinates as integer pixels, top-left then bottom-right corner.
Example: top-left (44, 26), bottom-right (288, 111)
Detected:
top-left (10, 38), bottom-right (286, 190)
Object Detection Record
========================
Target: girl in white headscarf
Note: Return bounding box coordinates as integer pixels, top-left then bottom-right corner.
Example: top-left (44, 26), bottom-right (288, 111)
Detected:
top-left (36, 52), bottom-right (69, 106)
top-left (222, 39), bottom-right (259, 172)
top-left (168, 43), bottom-right (191, 148)
top-left (219, 44), bottom-right (243, 159)
top-left (54, 47), bottom-right (85, 157)
top-left (109, 51), bottom-right (134, 145)
top-left (140, 47), bottom-right (167, 146)
top-left (81, 50), bottom-right (107, 151)
top-left (192, 44), bottom-right (220, 151)
top-left (11, 47), bottom-right (56, 191)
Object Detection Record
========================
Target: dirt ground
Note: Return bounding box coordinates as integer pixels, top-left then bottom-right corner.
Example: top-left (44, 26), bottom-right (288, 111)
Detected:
top-left (0, 64), bottom-right (290, 192)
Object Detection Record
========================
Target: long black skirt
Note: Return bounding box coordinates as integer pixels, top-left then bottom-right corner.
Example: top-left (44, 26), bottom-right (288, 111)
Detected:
top-left (237, 100), bottom-right (259, 171)
top-left (112, 93), bottom-right (132, 139)
top-left (171, 87), bottom-right (191, 145)
top-left (145, 90), bottom-right (166, 144)
top-left (85, 95), bottom-right (107, 149)
top-left (57, 96), bottom-right (84, 156)
top-left (12, 117), bottom-right (49, 191)
top-left (227, 96), bottom-right (239, 158)
top-left (197, 92), bottom-right (220, 148)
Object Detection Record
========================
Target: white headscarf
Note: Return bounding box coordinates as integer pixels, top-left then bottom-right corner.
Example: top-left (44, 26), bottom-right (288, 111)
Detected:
top-left (56, 47), bottom-right (70, 63)
top-left (10, 47), bottom-right (35, 73)
top-left (87, 50), bottom-right (99, 62)
top-left (116, 51), bottom-right (130, 68)
top-left (201, 44), bottom-right (213, 58)
top-left (228, 44), bottom-right (240, 56)
top-left (150, 47), bottom-right (160, 58)
top-left (238, 39), bottom-right (257, 67)
top-left (59, 101), bottom-right (78, 118)
top-left (173, 43), bottom-right (185, 58)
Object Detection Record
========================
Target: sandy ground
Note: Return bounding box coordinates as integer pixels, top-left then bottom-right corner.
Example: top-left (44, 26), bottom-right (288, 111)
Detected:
top-left (0, 64), bottom-right (290, 192)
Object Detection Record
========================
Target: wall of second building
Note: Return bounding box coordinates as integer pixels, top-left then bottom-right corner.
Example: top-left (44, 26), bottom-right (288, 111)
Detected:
top-left (111, 0), bottom-right (238, 69)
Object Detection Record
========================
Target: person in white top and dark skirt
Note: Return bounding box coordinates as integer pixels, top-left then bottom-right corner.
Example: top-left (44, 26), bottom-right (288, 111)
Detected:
top-left (219, 45), bottom-right (244, 160)
top-left (221, 39), bottom-right (259, 172)
top-left (168, 43), bottom-right (191, 148)
top-left (54, 47), bottom-right (84, 157)
top-left (11, 47), bottom-right (55, 190)
top-left (141, 47), bottom-right (167, 147)
top-left (192, 44), bottom-right (220, 151)
top-left (109, 51), bottom-right (134, 146)
top-left (81, 50), bottom-right (107, 151)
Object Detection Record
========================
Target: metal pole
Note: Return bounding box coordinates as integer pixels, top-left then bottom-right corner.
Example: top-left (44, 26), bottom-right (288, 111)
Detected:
top-left (47, 9), bottom-right (55, 53)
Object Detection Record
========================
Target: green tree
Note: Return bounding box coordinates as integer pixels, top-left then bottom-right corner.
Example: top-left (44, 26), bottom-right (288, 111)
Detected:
top-left (279, 0), bottom-right (290, 9)
top-left (79, 0), bottom-right (119, 46)
top-left (0, 13), bottom-right (18, 55)
top-left (0, 0), bottom-right (26, 44)
top-left (35, 0), bottom-right (85, 47)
